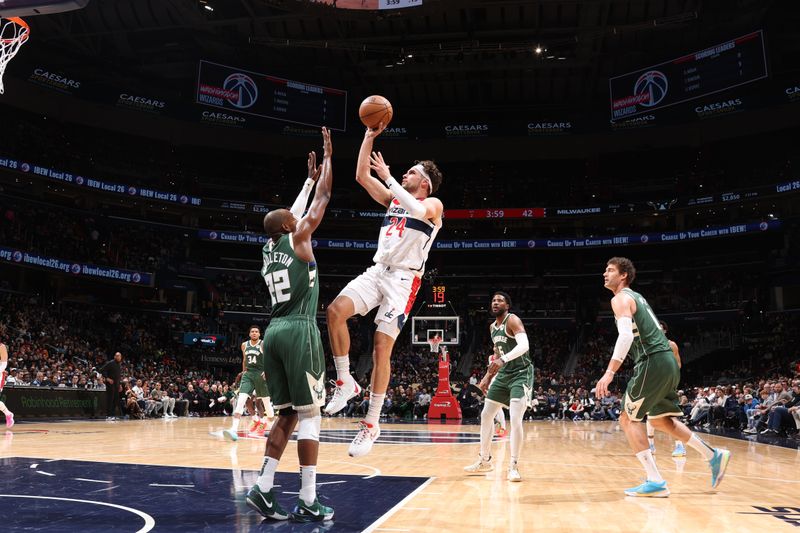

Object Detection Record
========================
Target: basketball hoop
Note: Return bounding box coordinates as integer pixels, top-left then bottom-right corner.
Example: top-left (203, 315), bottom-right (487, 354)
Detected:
top-left (428, 336), bottom-right (442, 353)
top-left (0, 17), bottom-right (30, 95)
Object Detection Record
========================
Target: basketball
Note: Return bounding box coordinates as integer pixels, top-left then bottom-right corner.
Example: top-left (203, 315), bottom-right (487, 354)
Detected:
top-left (359, 95), bottom-right (393, 129)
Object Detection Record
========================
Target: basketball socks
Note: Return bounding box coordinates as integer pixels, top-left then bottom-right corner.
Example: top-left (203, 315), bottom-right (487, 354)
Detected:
top-left (645, 420), bottom-right (655, 447)
top-left (686, 434), bottom-right (715, 461)
top-left (509, 399), bottom-right (525, 463)
top-left (480, 402), bottom-right (502, 460)
top-left (364, 392), bottom-right (385, 426)
top-left (262, 397), bottom-right (274, 419)
top-left (0, 401), bottom-right (9, 416)
top-left (299, 465), bottom-right (317, 505)
top-left (257, 456), bottom-right (279, 491)
top-left (230, 417), bottom-right (240, 432)
top-left (334, 355), bottom-right (351, 382)
top-left (635, 449), bottom-right (664, 482)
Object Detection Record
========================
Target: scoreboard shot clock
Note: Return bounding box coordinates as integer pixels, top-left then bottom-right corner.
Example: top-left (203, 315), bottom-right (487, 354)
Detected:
top-left (411, 282), bottom-right (459, 351)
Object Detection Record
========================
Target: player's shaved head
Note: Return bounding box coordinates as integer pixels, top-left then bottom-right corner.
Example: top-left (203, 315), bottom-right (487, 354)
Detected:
top-left (263, 209), bottom-right (293, 240)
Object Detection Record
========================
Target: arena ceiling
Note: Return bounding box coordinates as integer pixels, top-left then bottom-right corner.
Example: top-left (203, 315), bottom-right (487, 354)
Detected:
top-left (11, 0), bottom-right (800, 116)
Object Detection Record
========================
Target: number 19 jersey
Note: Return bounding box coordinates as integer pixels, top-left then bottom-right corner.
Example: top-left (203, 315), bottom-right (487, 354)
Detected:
top-left (261, 234), bottom-right (319, 318)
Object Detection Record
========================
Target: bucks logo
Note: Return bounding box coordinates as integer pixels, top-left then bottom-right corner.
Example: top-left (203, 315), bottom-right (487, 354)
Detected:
top-left (305, 371), bottom-right (326, 406)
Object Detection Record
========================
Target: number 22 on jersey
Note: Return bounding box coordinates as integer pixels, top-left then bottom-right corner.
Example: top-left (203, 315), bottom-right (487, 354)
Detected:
top-left (263, 268), bottom-right (291, 306)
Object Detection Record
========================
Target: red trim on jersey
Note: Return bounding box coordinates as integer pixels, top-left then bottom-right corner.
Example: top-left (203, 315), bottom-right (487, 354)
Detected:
top-left (404, 276), bottom-right (422, 315)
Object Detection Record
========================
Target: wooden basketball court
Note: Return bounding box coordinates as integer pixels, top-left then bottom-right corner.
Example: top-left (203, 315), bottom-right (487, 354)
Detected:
top-left (2, 417), bottom-right (799, 532)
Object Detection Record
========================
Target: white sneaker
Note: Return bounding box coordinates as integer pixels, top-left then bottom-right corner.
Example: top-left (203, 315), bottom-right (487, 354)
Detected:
top-left (464, 455), bottom-right (493, 473)
top-left (507, 462), bottom-right (522, 482)
top-left (348, 421), bottom-right (380, 457)
top-left (324, 379), bottom-right (361, 415)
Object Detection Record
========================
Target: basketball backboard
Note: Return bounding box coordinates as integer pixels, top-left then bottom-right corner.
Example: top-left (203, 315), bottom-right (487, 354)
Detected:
top-left (411, 316), bottom-right (459, 346)
top-left (0, 0), bottom-right (90, 17)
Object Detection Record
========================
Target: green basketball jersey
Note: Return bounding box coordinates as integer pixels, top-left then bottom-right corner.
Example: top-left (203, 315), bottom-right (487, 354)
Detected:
top-left (620, 287), bottom-right (671, 363)
top-left (261, 234), bottom-right (319, 318)
top-left (243, 339), bottom-right (265, 372)
top-left (491, 313), bottom-right (531, 373)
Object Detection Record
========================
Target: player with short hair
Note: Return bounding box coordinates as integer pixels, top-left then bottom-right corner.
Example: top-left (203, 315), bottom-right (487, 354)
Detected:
top-left (464, 291), bottom-right (532, 482)
top-left (246, 127), bottom-right (334, 523)
top-left (0, 341), bottom-right (14, 428)
top-left (324, 122), bottom-right (444, 457)
top-left (223, 325), bottom-right (273, 441)
top-left (595, 257), bottom-right (730, 497)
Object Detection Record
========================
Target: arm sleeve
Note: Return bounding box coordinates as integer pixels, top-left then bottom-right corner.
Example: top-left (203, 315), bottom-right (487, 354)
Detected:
top-left (610, 316), bottom-right (634, 363)
top-left (289, 178), bottom-right (316, 219)
top-left (499, 332), bottom-right (529, 363)
top-left (385, 177), bottom-right (427, 219)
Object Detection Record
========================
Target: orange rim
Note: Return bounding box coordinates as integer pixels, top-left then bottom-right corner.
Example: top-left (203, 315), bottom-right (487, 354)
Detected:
top-left (1, 17), bottom-right (30, 44)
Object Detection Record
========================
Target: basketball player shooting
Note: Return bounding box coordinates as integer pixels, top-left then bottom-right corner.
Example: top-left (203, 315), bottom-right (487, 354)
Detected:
top-left (595, 257), bottom-right (730, 497)
top-left (325, 121), bottom-right (444, 457)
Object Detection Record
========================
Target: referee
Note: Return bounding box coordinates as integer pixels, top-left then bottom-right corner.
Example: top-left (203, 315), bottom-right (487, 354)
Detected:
top-left (98, 352), bottom-right (123, 420)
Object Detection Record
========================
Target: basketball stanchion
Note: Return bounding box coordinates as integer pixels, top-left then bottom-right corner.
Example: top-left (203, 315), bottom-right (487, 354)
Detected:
top-left (0, 17), bottom-right (29, 94)
top-left (426, 343), bottom-right (462, 421)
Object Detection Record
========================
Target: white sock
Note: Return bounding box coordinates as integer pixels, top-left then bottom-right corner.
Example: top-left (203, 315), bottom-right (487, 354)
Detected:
top-left (480, 401), bottom-right (502, 461)
top-left (648, 437), bottom-right (655, 447)
top-left (299, 465), bottom-right (317, 506)
top-left (0, 401), bottom-right (9, 416)
top-left (334, 355), bottom-right (351, 382)
top-left (509, 399), bottom-right (525, 464)
top-left (635, 449), bottom-right (664, 482)
top-left (256, 456), bottom-right (279, 491)
top-left (230, 417), bottom-right (240, 432)
top-left (675, 440), bottom-right (683, 448)
top-left (364, 393), bottom-right (385, 426)
top-left (686, 434), bottom-right (715, 461)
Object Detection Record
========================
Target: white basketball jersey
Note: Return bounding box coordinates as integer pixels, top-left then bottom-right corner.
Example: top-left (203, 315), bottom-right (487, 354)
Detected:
top-left (372, 197), bottom-right (441, 274)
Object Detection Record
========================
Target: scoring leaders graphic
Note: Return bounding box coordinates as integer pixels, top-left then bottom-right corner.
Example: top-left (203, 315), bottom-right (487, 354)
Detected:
top-left (196, 60), bottom-right (348, 130)
top-left (610, 30), bottom-right (768, 120)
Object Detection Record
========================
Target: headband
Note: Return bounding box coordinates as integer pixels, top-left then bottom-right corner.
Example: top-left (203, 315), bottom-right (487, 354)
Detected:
top-left (412, 163), bottom-right (434, 193)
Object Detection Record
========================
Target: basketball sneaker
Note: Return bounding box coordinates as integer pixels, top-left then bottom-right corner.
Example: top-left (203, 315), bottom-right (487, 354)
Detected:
top-left (672, 442), bottom-right (687, 457)
top-left (4, 412), bottom-right (13, 429)
top-left (324, 379), bottom-right (361, 415)
top-left (248, 421), bottom-right (267, 438)
top-left (247, 418), bottom-right (260, 433)
top-left (291, 498), bottom-right (334, 522)
top-left (463, 455), bottom-right (493, 473)
top-left (507, 461), bottom-right (521, 482)
top-left (348, 421), bottom-right (380, 457)
top-left (624, 480), bottom-right (670, 497)
top-left (709, 449), bottom-right (731, 488)
top-left (246, 486), bottom-right (289, 520)
top-left (222, 428), bottom-right (238, 442)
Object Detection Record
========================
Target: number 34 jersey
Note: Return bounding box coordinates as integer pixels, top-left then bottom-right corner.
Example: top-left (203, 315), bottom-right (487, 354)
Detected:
top-left (261, 234), bottom-right (319, 318)
top-left (373, 197), bottom-right (441, 275)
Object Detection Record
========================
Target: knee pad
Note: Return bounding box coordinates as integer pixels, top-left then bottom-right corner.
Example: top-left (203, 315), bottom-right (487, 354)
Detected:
top-left (296, 409), bottom-right (321, 441)
top-left (233, 393), bottom-right (249, 416)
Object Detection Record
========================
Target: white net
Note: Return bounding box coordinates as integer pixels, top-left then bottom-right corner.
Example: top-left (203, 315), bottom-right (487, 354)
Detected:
top-left (428, 336), bottom-right (441, 353)
top-left (0, 18), bottom-right (30, 95)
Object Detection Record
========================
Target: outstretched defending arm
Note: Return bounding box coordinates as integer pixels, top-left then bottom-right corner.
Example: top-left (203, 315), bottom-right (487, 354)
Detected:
top-left (296, 127), bottom-right (333, 239)
top-left (289, 151), bottom-right (322, 219)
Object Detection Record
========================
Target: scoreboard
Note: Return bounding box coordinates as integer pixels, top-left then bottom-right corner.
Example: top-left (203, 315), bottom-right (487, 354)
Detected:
top-left (197, 61), bottom-right (347, 131)
top-left (610, 31), bottom-right (767, 120)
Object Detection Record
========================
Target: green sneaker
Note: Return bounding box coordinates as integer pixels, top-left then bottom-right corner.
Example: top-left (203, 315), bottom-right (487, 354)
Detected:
top-left (291, 498), bottom-right (334, 522)
top-left (246, 486), bottom-right (289, 520)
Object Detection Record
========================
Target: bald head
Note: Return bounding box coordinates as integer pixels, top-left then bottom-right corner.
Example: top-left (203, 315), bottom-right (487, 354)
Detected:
top-left (263, 209), bottom-right (294, 240)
